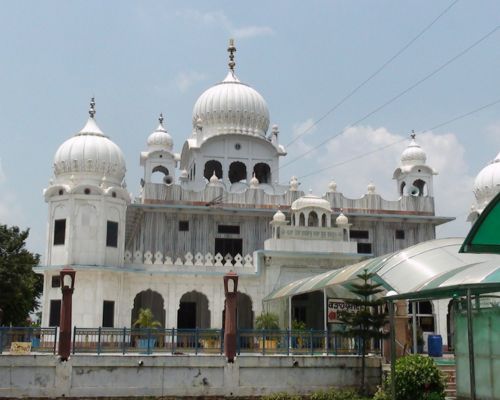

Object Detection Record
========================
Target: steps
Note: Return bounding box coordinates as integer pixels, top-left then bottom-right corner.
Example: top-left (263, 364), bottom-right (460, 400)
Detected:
top-left (438, 363), bottom-right (456, 400)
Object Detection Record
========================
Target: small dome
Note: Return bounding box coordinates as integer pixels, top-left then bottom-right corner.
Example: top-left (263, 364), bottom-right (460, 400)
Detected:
top-left (147, 115), bottom-right (173, 151)
top-left (250, 174), bottom-right (259, 188)
top-left (209, 171), bottom-right (219, 184)
top-left (291, 193), bottom-right (331, 212)
top-left (473, 152), bottom-right (500, 210)
top-left (289, 176), bottom-right (299, 191)
top-left (192, 71), bottom-right (270, 140)
top-left (401, 136), bottom-right (427, 166)
top-left (273, 209), bottom-right (286, 223)
top-left (328, 180), bottom-right (337, 192)
top-left (53, 105), bottom-right (126, 186)
top-left (336, 212), bottom-right (348, 226)
top-left (367, 182), bottom-right (376, 194)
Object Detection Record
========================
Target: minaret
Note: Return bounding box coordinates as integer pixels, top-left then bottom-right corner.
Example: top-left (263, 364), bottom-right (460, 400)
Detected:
top-left (140, 113), bottom-right (177, 197)
top-left (393, 132), bottom-right (437, 197)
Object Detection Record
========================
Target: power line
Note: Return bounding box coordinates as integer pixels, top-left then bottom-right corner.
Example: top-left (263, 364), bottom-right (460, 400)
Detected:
top-left (285, 0), bottom-right (460, 148)
top-left (296, 97), bottom-right (500, 180)
top-left (280, 24), bottom-right (500, 172)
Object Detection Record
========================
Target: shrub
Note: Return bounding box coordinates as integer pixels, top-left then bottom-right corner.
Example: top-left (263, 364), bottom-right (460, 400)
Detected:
top-left (377, 354), bottom-right (445, 400)
top-left (255, 312), bottom-right (280, 330)
top-left (261, 392), bottom-right (301, 400)
top-left (310, 388), bottom-right (368, 400)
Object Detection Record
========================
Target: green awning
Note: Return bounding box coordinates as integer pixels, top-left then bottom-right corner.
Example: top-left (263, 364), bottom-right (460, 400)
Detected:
top-left (461, 191), bottom-right (500, 254)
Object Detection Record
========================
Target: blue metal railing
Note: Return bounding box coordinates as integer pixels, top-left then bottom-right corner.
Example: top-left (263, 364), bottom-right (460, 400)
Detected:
top-left (0, 326), bottom-right (379, 356)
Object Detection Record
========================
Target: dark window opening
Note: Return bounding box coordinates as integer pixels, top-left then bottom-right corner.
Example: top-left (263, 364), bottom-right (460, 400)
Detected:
top-left (395, 230), bottom-right (405, 240)
top-left (400, 182), bottom-right (406, 196)
top-left (102, 301), bottom-right (115, 328)
top-left (53, 219), bottom-right (66, 245)
top-left (412, 179), bottom-right (426, 197)
top-left (106, 221), bottom-right (118, 248)
top-left (357, 242), bottom-right (372, 254)
top-left (350, 230), bottom-right (369, 239)
top-left (179, 220), bottom-right (189, 231)
top-left (49, 300), bottom-right (61, 327)
top-left (58, 189), bottom-right (64, 195)
top-left (218, 225), bottom-right (240, 234)
top-left (84, 188), bottom-right (91, 195)
top-left (204, 160), bottom-right (223, 181)
top-left (253, 163), bottom-right (271, 184)
top-left (215, 238), bottom-right (243, 259)
top-left (308, 211), bottom-right (318, 227)
top-left (229, 161), bottom-right (247, 183)
top-left (51, 276), bottom-right (61, 288)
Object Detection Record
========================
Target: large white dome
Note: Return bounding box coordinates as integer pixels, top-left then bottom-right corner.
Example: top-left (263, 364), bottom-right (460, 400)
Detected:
top-left (401, 137), bottom-right (427, 166)
top-left (192, 71), bottom-right (270, 139)
top-left (473, 152), bottom-right (500, 210)
top-left (53, 116), bottom-right (126, 186)
top-left (147, 116), bottom-right (173, 152)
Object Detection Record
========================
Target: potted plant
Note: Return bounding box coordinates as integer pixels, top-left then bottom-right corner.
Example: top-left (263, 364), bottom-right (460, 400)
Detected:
top-left (133, 308), bottom-right (161, 351)
top-left (291, 319), bottom-right (307, 348)
top-left (255, 312), bottom-right (280, 350)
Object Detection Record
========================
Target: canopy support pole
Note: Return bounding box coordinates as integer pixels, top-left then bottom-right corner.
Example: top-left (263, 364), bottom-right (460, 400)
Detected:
top-left (389, 300), bottom-right (396, 400)
top-left (323, 289), bottom-right (328, 353)
top-left (412, 301), bottom-right (417, 354)
top-left (288, 296), bottom-right (292, 330)
top-left (466, 289), bottom-right (476, 400)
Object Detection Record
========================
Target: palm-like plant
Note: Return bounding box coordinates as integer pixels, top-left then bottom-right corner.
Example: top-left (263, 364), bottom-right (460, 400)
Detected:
top-left (133, 308), bottom-right (162, 329)
top-left (255, 312), bottom-right (280, 330)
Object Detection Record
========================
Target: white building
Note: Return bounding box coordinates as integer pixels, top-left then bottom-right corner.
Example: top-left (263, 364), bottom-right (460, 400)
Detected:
top-left (37, 42), bottom-right (452, 335)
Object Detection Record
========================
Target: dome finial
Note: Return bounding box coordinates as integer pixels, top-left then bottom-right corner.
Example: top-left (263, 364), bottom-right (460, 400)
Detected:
top-left (159, 113), bottom-right (164, 126)
top-left (410, 129), bottom-right (416, 140)
top-left (89, 97), bottom-right (96, 118)
top-left (227, 38), bottom-right (236, 72)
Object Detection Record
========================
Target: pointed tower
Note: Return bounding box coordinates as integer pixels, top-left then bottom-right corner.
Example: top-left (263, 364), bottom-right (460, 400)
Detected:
top-left (140, 113), bottom-right (178, 194)
top-left (393, 133), bottom-right (437, 197)
top-left (44, 98), bottom-right (130, 267)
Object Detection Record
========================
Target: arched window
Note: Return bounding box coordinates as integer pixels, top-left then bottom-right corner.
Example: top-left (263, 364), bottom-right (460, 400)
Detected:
top-left (299, 213), bottom-right (305, 226)
top-left (204, 160), bottom-right (223, 181)
top-left (237, 292), bottom-right (254, 329)
top-left (131, 289), bottom-right (165, 327)
top-left (400, 181), bottom-right (406, 196)
top-left (253, 163), bottom-right (271, 184)
top-left (308, 211), bottom-right (318, 227)
top-left (151, 166), bottom-right (170, 184)
top-left (291, 214), bottom-right (295, 226)
top-left (321, 213), bottom-right (327, 227)
top-left (229, 161), bottom-right (247, 183)
top-left (177, 291), bottom-right (210, 329)
top-left (413, 179), bottom-right (426, 196)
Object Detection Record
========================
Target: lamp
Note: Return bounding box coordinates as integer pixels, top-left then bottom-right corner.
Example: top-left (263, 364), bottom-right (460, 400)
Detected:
top-left (223, 271), bottom-right (238, 295)
top-left (58, 267), bottom-right (76, 361)
top-left (223, 271), bottom-right (239, 362)
top-left (60, 268), bottom-right (75, 290)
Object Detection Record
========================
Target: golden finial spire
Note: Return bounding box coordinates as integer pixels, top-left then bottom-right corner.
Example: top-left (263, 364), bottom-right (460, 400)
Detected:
top-left (410, 129), bottom-right (416, 140)
top-left (159, 113), bottom-right (164, 125)
top-left (227, 38), bottom-right (236, 72)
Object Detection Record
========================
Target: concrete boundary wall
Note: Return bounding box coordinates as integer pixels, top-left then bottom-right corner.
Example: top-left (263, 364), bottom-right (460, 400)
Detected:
top-left (0, 354), bottom-right (381, 398)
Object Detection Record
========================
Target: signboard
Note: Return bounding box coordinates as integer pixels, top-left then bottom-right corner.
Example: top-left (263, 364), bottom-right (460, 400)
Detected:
top-left (10, 342), bottom-right (32, 354)
top-left (327, 299), bottom-right (361, 323)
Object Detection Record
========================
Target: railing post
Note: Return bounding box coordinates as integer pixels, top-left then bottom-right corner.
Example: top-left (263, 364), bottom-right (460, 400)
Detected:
top-left (122, 327), bottom-right (127, 355)
top-left (72, 326), bottom-right (76, 354)
top-left (325, 330), bottom-right (329, 355)
top-left (195, 328), bottom-right (199, 355)
top-left (53, 327), bottom-right (58, 355)
top-left (147, 328), bottom-right (151, 355)
top-left (310, 329), bottom-right (313, 355)
top-left (171, 328), bottom-right (175, 354)
top-left (97, 327), bottom-right (102, 355)
top-left (262, 330), bottom-right (265, 355)
top-left (220, 329), bottom-right (224, 355)
top-left (236, 329), bottom-right (241, 355)
top-left (287, 329), bottom-right (290, 356)
top-left (0, 327), bottom-right (3, 354)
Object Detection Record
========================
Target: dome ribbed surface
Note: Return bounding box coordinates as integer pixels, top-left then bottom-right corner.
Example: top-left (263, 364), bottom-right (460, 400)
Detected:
top-left (401, 138), bottom-right (427, 166)
top-left (192, 72), bottom-right (270, 139)
top-left (473, 153), bottom-right (500, 208)
top-left (53, 117), bottom-right (126, 186)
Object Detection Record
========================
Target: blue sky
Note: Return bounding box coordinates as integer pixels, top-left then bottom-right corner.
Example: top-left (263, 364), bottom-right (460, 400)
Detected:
top-left (0, 1), bottom-right (499, 258)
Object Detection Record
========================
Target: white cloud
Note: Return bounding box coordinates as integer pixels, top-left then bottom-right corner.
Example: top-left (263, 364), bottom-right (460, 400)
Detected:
top-left (285, 118), bottom-right (317, 161)
top-left (485, 120), bottom-right (500, 147)
top-left (0, 160), bottom-right (24, 226)
top-left (176, 9), bottom-right (274, 39)
top-left (175, 71), bottom-right (206, 93)
top-left (296, 125), bottom-right (473, 238)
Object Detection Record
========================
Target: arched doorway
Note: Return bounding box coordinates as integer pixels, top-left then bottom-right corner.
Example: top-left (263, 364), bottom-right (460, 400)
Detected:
top-left (253, 163), bottom-right (271, 184)
top-left (229, 161), bottom-right (247, 183)
top-left (131, 289), bottom-right (165, 327)
top-left (204, 160), bottom-right (223, 181)
top-left (151, 166), bottom-right (171, 184)
top-left (177, 291), bottom-right (211, 329)
top-left (308, 211), bottom-right (318, 227)
top-left (237, 292), bottom-right (254, 329)
top-left (291, 291), bottom-right (324, 329)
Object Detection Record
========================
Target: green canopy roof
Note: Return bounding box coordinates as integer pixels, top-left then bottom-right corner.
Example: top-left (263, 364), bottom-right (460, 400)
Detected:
top-left (461, 191), bottom-right (500, 254)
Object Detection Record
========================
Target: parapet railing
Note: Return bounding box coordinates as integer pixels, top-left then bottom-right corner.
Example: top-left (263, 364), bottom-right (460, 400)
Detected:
top-left (0, 327), bottom-right (381, 356)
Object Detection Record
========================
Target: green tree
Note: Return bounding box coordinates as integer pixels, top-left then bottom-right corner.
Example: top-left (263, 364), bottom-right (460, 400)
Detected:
top-left (338, 269), bottom-right (388, 395)
top-left (255, 312), bottom-right (280, 330)
top-left (0, 225), bottom-right (41, 326)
